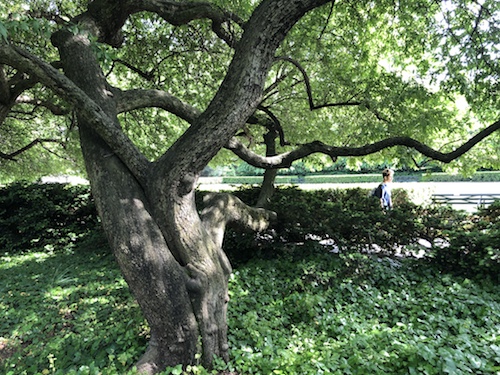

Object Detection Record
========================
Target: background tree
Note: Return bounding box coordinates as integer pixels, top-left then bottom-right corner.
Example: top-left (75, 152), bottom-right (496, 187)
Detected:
top-left (0, 0), bottom-right (499, 373)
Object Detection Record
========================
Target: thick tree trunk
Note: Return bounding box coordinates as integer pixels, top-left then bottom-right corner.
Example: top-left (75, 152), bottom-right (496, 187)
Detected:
top-left (51, 30), bottom-right (235, 373)
top-left (46, 1), bottom-right (321, 372)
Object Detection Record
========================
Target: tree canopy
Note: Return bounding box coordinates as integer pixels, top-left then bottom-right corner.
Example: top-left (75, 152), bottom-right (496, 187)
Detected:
top-left (1, 0), bottom-right (500, 372)
top-left (1, 0), bottom-right (499, 183)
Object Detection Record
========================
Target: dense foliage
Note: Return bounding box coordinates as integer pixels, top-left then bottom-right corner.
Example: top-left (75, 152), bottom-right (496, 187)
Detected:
top-left (223, 186), bottom-right (500, 278)
top-left (1, 182), bottom-right (499, 278)
top-left (1, 246), bottom-right (499, 374)
top-left (1, 183), bottom-right (500, 374)
top-left (1, 0), bottom-right (500, 181)
top-left (0, 182), bottom-right (103, 254)
top-left (224, 252), bottom-right (500, 375)
top-left (223, 186), bottom-right (416, 256)
top-left (433, 200), bottom-right (500, 277)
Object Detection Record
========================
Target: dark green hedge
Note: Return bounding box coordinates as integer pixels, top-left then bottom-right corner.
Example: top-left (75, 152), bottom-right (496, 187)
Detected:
top-left (220, 187), bottom-right (421, 263)
top-left (1, 182), bottom-right (498, 279)
top-left (220, 187), bottom-right (500, 279)
top-left (0, 181), bottom-right (103, 254)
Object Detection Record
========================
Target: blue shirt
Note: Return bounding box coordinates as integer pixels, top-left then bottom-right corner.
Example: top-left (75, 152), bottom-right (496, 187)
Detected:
top-left (380, 183), bottom-right (392, 209)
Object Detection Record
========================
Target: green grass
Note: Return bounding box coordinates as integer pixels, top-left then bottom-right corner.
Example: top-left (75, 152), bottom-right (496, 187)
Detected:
top-left (1, 247), bottom-right (499, 374)
top-left (0, 250), bottom-right (148, 375)
top-left (220, 171), bottom-right (500, 185)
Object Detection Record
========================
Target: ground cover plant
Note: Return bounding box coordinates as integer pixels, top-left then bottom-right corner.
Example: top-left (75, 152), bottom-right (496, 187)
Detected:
top-left (1, 183), bottom-right (500, 374)
top-left (1, 247), bottom-right (499, 374)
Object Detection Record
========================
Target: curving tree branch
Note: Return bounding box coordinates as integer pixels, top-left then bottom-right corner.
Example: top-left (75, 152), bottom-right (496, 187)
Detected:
top-left (0, 138), bottom-right (62, 161)
top-left (200, 192), bottom-right (277, 248)
top-left (226, 118), bottom-right (500, 168)
top-left (0, 43), bottom-right (150, 183)
top-left (256, 105), bottom-right (287, 146)
top-left (113, 87), bottom-right (500, 170)
top-left (114, 88), bottom-right (200, 122)
top-left (80, 0), bottom-right (245, 48)
top-left (275, 56), bottom-right (362, 110)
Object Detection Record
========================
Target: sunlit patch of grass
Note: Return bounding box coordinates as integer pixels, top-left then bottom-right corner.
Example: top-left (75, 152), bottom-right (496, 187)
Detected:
top-left (0, 249), bottom-right (148, 375)
top-left (2, 246), bottom-right (500, 374)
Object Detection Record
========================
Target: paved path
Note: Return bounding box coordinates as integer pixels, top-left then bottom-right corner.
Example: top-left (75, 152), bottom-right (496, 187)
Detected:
top-left (198, 180), bottom-right (500, 194)
top-left (197, 180), bottom-right (500, 211)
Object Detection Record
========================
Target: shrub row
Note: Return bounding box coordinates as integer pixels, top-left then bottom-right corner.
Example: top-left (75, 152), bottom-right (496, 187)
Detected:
top-left (221, 187), bottom-right (500, 279)
top-left (1, 182), bottom-right (498, 278)
top-left (0, 181), bottom-right (103, 254)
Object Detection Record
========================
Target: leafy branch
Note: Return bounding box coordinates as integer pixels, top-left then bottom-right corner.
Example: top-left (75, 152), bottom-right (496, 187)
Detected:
top-left (113, 87), bottom-right (500, 169)
top-left (225, 117), bottom-right (500, 168)
top-left (0, 43), bottom-right (150, 183)
top-left (0, 138), bottom-right (62, 161)
top-left (275, 56), bottom-right (362, 110)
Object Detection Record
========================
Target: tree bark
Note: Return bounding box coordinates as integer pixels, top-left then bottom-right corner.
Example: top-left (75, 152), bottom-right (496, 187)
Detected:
top-left (39, 0), bottom-right (327, 373)
top-left (49, 16), bottom-right (278, 374)
top-left (256, 129), bottom-right (279, 208)
top-left (49, 27), bottom-right (251, 372)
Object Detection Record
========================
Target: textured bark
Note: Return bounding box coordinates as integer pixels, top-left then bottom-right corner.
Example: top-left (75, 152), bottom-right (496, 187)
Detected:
top-left (0, 1), bottom-right (333, 373)
top-left (46, 2), bottom-right (288, 368)
top-left (256, 130), bottom-right (279, 208)
top-left (51, 28), bottom-right (204, 371)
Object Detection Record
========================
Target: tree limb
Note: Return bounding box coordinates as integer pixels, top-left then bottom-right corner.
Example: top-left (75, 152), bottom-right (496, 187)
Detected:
top-left (135, 1), bottom-right (245, 46)
top-left (200, 192), bottom-right (277, 248)
top-left (257, 105), bottom-right (287, 146)
top-left (0, 138), bottom-right (61, 161)
top-left (226, 118), bottom-right (500, 168)
top-left (275, 56), bottom-right (362, 110)
top-left (0, 43), bottom-right (150, 183)
top-left (109, 59), bottom-right (155, 81)
top-left (114, 88), bottom-right (200, 122)
top-left (82, 0), bottom-right (245, 48)
top-left (113, 84), bottom-right (500, 171)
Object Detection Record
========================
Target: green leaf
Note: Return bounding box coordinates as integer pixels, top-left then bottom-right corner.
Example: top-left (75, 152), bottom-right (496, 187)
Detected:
top-left (0, 21), bottom-right (8, 42)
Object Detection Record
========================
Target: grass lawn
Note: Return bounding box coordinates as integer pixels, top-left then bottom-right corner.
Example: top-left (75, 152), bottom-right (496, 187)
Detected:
top-left (1, 246), bottom-right (500, 375)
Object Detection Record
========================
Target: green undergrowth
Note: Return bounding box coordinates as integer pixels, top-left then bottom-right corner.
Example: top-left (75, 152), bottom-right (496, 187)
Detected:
top-left (1, 247), bottom-right (499, 375)
top-left (223, 250), bottom-right (500, 375)
top-left (0, 250), bottom-right (148, 375)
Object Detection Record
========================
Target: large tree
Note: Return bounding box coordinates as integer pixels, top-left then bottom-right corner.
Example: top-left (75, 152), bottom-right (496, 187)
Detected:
top-left (1, 0), bottom-right (499, 372)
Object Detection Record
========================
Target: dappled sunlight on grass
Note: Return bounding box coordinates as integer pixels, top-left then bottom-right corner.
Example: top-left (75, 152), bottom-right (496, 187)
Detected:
top-left (1, 245), bottom-right (500, 374)
top-left (0, 250), bottom-right (148, 375)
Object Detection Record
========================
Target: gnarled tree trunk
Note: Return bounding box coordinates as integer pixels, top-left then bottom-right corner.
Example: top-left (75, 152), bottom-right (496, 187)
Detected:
top-left (51, 26), bottom-right (277, 372)
top-left (44, 0), bottom-right (330, 373)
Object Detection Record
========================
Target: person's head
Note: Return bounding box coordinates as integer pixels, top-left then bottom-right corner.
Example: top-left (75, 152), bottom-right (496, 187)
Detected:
top-left (382, 168), bottom-right (394, 182)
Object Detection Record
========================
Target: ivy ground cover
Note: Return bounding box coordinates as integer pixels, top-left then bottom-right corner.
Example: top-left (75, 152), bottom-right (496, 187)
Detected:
top-left (1, 247), bottom-right (499, 374)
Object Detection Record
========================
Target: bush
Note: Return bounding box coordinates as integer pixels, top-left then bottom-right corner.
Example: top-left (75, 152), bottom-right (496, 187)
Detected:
top-left (3, 182), bottom-right (498, 278)
top-left (0, 181), bottom-right (103, 254)
top-left (221, 187), bottom-right (424, 265)
top-left (431, 200), bottom-right (500, 279)
top-left (220, 187), bottom-right (500, 278)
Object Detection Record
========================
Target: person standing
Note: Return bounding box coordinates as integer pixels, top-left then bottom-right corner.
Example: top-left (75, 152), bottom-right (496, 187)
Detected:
top-left (379, 168), bottom-right (394, 209)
